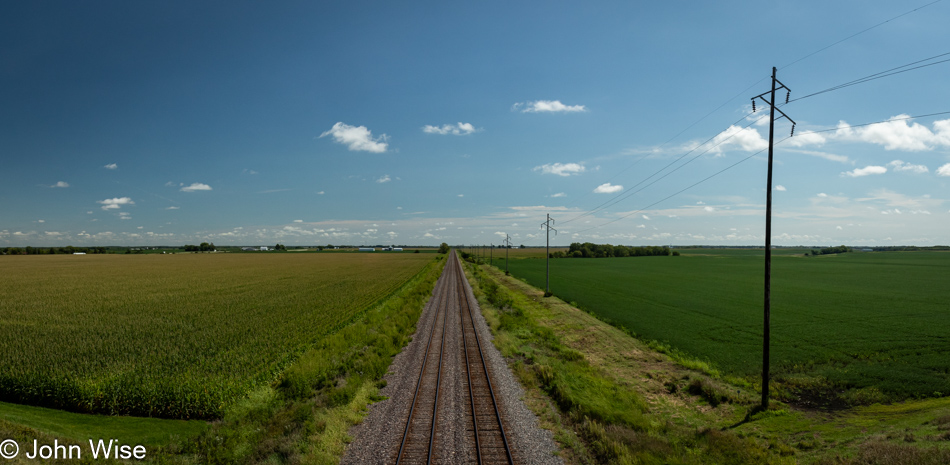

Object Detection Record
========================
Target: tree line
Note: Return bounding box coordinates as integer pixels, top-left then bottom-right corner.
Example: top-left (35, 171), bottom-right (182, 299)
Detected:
top-left (809, 245), bottom-right (850, 256)
top-left (550, 242), bottom-right (672, 258)
top-left (1, 246), bottom-right (108, 255)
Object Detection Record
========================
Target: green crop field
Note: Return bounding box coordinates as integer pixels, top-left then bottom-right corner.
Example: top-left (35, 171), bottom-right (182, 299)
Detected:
top-left (0, 253), bottom-right (432, 419)
top-left (490, 250), bottom-right (950, 406)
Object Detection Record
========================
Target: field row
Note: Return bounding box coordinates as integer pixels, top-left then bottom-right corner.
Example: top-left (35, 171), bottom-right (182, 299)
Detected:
top-left (0, 253), bottom-right (432, 418)
top-left (491, 250), bottom-right (950, 405)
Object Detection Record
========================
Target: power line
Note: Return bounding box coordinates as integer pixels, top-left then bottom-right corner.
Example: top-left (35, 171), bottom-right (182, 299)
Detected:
top-left (562, 1), bottom-right (943, 221)
top-left (789, 51), bottom-right (950, 103)
top-left (562, 112), bottom-right (770, 226)
top-left (779, 0), bottom-right (945, 70)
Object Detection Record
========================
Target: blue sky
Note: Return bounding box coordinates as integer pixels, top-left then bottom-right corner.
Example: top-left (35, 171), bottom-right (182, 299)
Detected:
top-left (2, 1), bottom-right (949, 247)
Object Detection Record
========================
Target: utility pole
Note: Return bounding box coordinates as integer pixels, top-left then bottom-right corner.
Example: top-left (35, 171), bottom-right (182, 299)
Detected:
top-left (504, 234), bottom-right (511, 275)
top-left (490, 243), bottom-right (493, 266)
top-left (541, 214), bottom-right (557, 296)
top-left (751, 66), bottom-right (795, 411)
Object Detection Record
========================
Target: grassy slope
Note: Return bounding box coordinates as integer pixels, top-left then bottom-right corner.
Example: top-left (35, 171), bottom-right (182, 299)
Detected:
top-left (0, 255), bottom-right (446, 464)
top-left (489, 251), bottom-right (950, 405)
top-left (464, 259), bottom-right (950, 464)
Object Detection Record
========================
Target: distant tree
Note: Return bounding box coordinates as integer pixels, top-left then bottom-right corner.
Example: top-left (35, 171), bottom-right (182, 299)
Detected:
top-left (275, 243), bottom-right (287, 251)
top-left (438, 243), bottom-right (450, 254)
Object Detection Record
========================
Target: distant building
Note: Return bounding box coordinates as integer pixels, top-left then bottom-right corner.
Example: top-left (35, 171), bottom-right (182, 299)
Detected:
top-left (393, 248), bottom-right (403, 251)
top-left (260, 246), bottom-right (269, 251)
top-left (358, 247), bottom-right (375, 252)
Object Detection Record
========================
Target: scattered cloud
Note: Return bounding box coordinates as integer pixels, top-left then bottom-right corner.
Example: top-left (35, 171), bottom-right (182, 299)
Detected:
top-left (97, 197), bottom-right (134, 210)
top-left (641, 215), bottom-right (651, 220)
top-left (704, 206), bottom-right (715, 212)
top-left (258, 188), bottom-right (291, 194)
top-left (936, 163), bottom-right (950, 177)
top-left (457, 194), bottom-right (464, 197)
top-left (376, 174), bottom-right (391, 183)
top-left (165, 206), bottom-right (180, 210)
top-left (534, 163), bottom-right (586, 177)
top-left (293, 219), bottom-right (303, 223)
top-left (512, 100), bottom-right (587, 113)
top-left (593, 183), bottom-right (622, 194)
top-left (549, 192), bottom-right (567, 198)
top-left (103, 163), bottom-right (117, 170)
top-left (817, 193), bottom-right (828, 197)
top-left (320, 122), bottom-right (389, 153)
top-left (317, 191), bottom-right (325, 195)
top-left (181, 183), bottom-right (212, 192)
top-left (48, 181), bottom-right (69, 188)
top-left (888, 160), bottom-right (928, 174)
top-left (422, 122), bottom-right (477, 135)
top-left (843, 165), bottom-right (887, 177)
top-left (775, 185), bottom-right (786, 191)
top-left (835, 116), bottom-right (950, 151)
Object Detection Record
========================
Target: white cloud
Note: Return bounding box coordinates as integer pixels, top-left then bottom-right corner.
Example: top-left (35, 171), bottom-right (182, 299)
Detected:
top-left (97, 197), bottom-right (134, 210)
top-left (936, 163), bottom-right (950, 176)
top-left (457, 194), bottom-right (464, 197)
top-left (785, 131), bottom-right (826, 147)
top-left (704, 206), bottom-right (715, 212)
top-left (888, 160), bottom-right (928, 174)
top-left (320, 122), bottom-right (389, 153)
top-left (710, 125), bottom-right (768, 153)
top-left (843, 166), bottom-right (887, 177)
top-left (817, 193), bottom-right (828, 197)
top-left (593, 183), bottom-right (622, 194)
top-left (293, 219), bottom-right (303, 223)
top-left (835, 116), bottom-right (950, 151)
top-left (788, 149), bottom-right (851, 164)
top-left (181, 183), bottom-right (212, 192)
top-left (165, 206), bottom-right (180, 210)
top-left (317, 191), bottom-right (325, 195)
top-left (50, 181), bottom-right (69, 188)
top-left (103, 163), bottom-right (117, 170)
top-left (641, 215), bottom-right (650, 220)
top-left (512, 100), bottom-right (587, 113)
top-left (376, 174), bottom-right (391, 183)
top-left (549, 192), bottom-right (567, 198)
top-left (775, 185), bottom-right (787, 191)
top-left (422, 122), bottom-right (476, 135)
top-left (37, 219), bottom-right (44, 223)
top-left (534, 163), bottom-right (586, 177)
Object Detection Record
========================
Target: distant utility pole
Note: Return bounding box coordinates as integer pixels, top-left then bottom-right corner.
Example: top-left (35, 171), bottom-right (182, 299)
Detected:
top-left (751, 66), bottom-right (795, 411)
top-left (504, 234), bottom-right (511, 275)
top-left (541, 214), bottom-right (557, 296)
top-left (490, 243), bottom-right (493, 265)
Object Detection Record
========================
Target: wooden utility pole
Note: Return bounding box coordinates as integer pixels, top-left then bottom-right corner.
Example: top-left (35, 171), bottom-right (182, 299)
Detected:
top-left (751, 66), bottom-right (795, 410)
top-left (541, 214), bottom-right (557, 296)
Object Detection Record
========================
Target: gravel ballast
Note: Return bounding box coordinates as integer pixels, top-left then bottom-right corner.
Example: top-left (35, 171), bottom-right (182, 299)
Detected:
top-left (342, 254), bottom-right (561, 464)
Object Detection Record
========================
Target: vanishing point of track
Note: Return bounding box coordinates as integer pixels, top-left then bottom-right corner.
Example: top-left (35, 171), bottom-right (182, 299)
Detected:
top-left (395, 251), bottom-right (514, 465)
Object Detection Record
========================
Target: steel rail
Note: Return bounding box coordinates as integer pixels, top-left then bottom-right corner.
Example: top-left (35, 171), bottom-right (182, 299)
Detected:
top-left (455, 256), bottom-right (514, 465)
top-left (395, 257), bottom-right (451, 464)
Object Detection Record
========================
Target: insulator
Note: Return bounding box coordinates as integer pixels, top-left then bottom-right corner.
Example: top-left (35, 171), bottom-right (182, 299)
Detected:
top-left (786, 90), bottom-right (790, 104)
top-left (790, 123), bottom-right (796, 137)
top-left (752, 100), bottom-right (756, 112)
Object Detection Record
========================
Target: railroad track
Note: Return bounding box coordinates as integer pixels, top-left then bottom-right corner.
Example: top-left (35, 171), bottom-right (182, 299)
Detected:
top-left (396, 251), bottom-right (514, 465)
